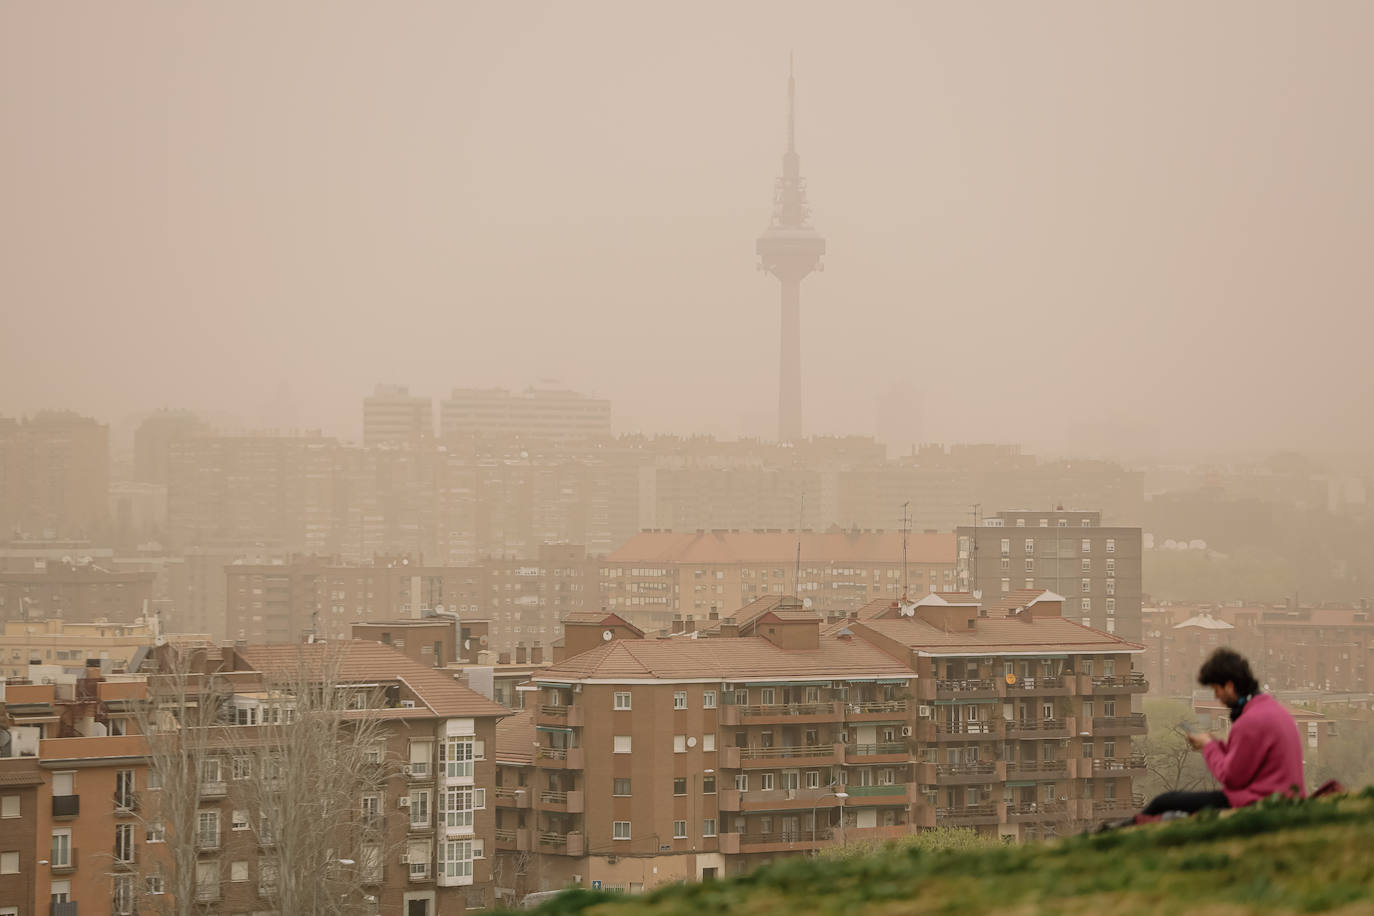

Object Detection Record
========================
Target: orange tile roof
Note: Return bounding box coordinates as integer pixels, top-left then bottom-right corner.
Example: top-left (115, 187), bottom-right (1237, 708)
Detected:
top-left (495, 708), bottom-right (536, 765)
top-left (232, 642), bottom-right (509, 720)
top-left (607, 530), bottom-right (956, 565)
top-left (533, 635), bottom-right (914, 683)
top-left (853, 617), bottom-right (1143, 656)
top-left (561, 611), bottom-right (645, 635)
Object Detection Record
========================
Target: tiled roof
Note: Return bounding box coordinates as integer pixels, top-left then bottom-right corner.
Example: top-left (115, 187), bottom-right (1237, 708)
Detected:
top-left (607, 530), bottom-right (956, 565)
top-left (233, 642), bottom-right (509, 719)
top-left (561, 611), bottom-right (645, 636)
top-left (495, 708), bottom-right (536, 765)
top-left (532, 635), bottom-right (913, 683)
top-left (853, 617), bottom-right (1144, 656)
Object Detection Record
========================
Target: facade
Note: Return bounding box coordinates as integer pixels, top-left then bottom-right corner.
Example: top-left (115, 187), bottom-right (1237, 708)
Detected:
top-left (491, 591), bottom-right (1146, 898)
top-left (0, 618), bottom-right (207, 681)
top-left (602, 530), bottom-right (957, 635)
top-left (0, 412), bottom-right (109, 540)
top-left (957, 510), bottom-right (1143, 641)
top-left (132, 409), bottom-right (207, 486)
top-left (363, 385), bottom-right (433, 449)
top-left (438, 388), bottom-right (611, 444)
top-left (351, 620), bottom-right (459, 669)
top-left (0, 561), bottom-right (157, 627)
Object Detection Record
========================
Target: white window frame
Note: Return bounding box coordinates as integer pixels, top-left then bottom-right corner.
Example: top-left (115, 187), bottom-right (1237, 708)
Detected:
top-left (612, 821), bottom-right (632, 840)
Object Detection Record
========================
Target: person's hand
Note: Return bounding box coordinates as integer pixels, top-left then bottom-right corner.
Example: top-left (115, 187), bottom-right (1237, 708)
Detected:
top-left (1186, 731), bottom-right (1213, 751)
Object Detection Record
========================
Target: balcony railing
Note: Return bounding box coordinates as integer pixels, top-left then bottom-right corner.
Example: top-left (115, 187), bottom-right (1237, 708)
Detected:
top-left (738, 702), bottom-right (834, 717)
top-left (1093, 794), bottom-right (1145, 814)
top-left (195, 882), bottom-right (221, 902)
top-left (539, 704), bottom-right (568, 718)
top-left (936, 762), bottom-right (997, 778)
top-left (540, 790), bottom-right (568, 805)
top-left (1008, 801), bottom-right (1067, 818)
top-left (935, 678), bottom-right (996, 693)
top-left (846, 700), bottom-right (909, 715)
top-left (1092, 673), bottom-right (1148, 690)
top-left (51, 903), bottom-right (78, 916)
top-left (1006, 676), bottom-right (1066, 691)
top-left (843, 784), bottom-right (907, 798)
top-left (739, 744), bottom-right (835, 761)
top-left (536, 747), bottom-right (568, 761)
top-left (936, 804), bottom-right (998, 821)
top-left (1093, 755), bottom-right (1147, 773)
top-left (495, 828), bottom-right (516, 844)
top-left (52, 795), bottom-right (80, 818)
top-left (1092, 714), bottom-right (1147, 732)
top-left (739, 828), bottom-right (831, 846)
top-left (200, 780), bottom-right (228, 798)
top-left (934, 721), bottom-right (999, 738)
top-left (849, 742), bottom-right (907, 758)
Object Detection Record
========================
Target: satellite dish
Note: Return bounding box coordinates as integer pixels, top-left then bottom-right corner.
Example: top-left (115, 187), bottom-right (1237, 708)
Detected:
top-left (602, 630), bottom-right (614, 641)
top-left (802, 597), bottom-right (813, 609)
top-left (464, 639), bottom-right (471, 650)
top-left (898, 600), bottom-right (916, 617)
top-left (435, 605), bottom-right (445, 614)
top-left (687, 736), bottom-right (697, 748)
top-left (479, 636), bottom-right (488, 646)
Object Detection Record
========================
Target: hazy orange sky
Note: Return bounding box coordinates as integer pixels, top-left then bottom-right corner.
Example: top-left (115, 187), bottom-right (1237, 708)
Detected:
top-left (2, 2), bottom-right (1371, 457)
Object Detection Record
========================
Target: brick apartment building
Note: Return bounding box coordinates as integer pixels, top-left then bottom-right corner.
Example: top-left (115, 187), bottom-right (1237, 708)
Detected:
top-left (957, 509), bottom-right (1143, 641)
top-left (492, 590), bottom-right (1146, 896)
top-left (601, 530), bottom-right (958, 635)
top-left (0, 412), bottom-right (110, 541)
top-left (0, 561), bottom-right (157, 627)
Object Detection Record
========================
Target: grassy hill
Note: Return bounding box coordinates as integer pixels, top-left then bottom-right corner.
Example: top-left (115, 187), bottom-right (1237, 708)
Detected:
top-left (518, 790), bottom-right (1374, 915)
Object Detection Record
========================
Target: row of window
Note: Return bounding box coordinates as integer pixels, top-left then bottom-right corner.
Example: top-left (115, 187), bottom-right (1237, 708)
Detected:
top-left (614, 819), bottom-right (717, 840)
top-left (997, 538), bottom-right (1118, 555)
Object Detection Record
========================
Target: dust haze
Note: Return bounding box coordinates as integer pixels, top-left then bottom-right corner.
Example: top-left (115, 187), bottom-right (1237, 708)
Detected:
top-left (3, 1), bottom-right (1373, 457)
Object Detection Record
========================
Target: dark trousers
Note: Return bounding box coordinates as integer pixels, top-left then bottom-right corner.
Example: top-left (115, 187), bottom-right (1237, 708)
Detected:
top-left (1141, 790), bottom-right (1230, 816)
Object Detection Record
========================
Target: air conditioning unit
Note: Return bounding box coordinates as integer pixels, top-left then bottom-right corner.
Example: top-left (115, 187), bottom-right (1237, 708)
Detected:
top-left (398, 797), bottom-right (411, 809)
top-left (785, 789), bottom-right (798, 800)
top-left (918, 705), bottom-right (932, 718)
top-left (573, 683), bottom-right (583, 693)
top-left (901, 726), bottom-right (913, 737)
top-left (402, 765), bottom-right (413, 776)
top-left (401, 700), bottom-right (416, 709)
top-left (839, 732), bottom-right (850, 743)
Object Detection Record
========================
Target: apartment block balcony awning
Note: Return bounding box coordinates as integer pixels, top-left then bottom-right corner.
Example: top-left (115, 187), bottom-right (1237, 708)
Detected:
top-left (535, 725), bottom-right (574, 734)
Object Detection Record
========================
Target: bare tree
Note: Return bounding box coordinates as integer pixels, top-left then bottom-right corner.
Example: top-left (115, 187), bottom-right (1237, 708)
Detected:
top-left (1138, 698), bottom-right (1214, 798)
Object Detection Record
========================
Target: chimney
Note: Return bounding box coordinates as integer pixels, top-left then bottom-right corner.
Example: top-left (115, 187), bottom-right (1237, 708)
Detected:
top-left (531, 644), bottom-right (544, 665)
top-left (515, 643), bottom-right (527, 665)
top-left (720, 617), bottom-right (739, 638)
top-left (498, 651), bottom-right (511, 665)
top-left (708, 610), bottom-right (719, 621)
top-left (684, 618), bottom-right (696, 634)
top-left (671, 614), bottom-right (685, 635)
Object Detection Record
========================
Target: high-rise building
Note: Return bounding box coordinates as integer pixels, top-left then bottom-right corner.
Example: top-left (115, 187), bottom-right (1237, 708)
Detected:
top-left (363, 384), bottom-right (433, 448)
top-left (132, 409), bottom-right (207, 485)
top-left (956, 509), bottom-right (1143, 641)
top-left (756, 63), bottom-right (825, 443)
top-left (492, 591), bottom-right (1146, 894)
top-left (0, 559), bottom-right (157, 625)
top-left (438, 387), bottom-right (611, 443)
top-left (0, 411), bottom-right (110, 539)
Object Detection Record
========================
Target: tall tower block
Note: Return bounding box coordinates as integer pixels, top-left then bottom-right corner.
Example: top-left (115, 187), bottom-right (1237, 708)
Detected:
top-left (756, 60), bottom-right (825, 443)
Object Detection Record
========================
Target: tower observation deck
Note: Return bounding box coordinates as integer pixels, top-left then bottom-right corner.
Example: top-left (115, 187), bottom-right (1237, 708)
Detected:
top-left (756, 61), bottom-right (825, 443)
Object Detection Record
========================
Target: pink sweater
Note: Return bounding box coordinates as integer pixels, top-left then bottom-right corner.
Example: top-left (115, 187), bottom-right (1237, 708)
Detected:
top-left (1202, 693), bottom-right (1306, 807)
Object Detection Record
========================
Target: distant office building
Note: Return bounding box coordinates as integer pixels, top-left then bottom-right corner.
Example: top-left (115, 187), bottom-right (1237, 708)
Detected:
top-left (875, 382), bottom-right (921, 455)
top-left (603, 529), bottom-right (957, 634)
top-left (957, 510), bottom-right (1143, 641)
top-left (363, 384), bottom-right (433, 448)
top-left (0, 411), bottom-right (109, 538)
top-left (439, 387), bottom-right (611, 443)
top-left (132, 408), bottom-right (207, 485)
top-left (0, 560), bottom-right (156, 625)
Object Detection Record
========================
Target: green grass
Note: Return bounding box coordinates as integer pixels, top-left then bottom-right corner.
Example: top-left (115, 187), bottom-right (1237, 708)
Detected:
top-left (510, 789), bottom-right (1374, 915)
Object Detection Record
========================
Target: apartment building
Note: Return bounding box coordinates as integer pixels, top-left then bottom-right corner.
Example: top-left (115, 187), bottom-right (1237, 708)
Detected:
top-left (492, 591), bottom-right (1146, 896)
top-left (0, 561), bottom-right (157, 627)
top-left (0, 412), bottom-right (109, 540)
top-left (363, 385), bottom-right (433, 449)
top-left (956, 510), bottom-right (1143, 641)
top-left (0, 665), bottom-right (156, 916)
top-left (438, 388), bottom-right (611, 443)
top-left (132, 409), bottom-right (208, 486)
top-left (602, 529), bottom-right (957, 634)
top-left (0, 617), bottom-right (211, 681)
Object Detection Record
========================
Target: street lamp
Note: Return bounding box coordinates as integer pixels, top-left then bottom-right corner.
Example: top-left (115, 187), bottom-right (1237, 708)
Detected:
top-left (810, 790), bottom-right (848, 851)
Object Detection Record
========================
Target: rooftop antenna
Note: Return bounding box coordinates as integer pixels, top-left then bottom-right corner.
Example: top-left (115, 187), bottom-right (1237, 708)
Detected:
top-left (794, 493), bottom-right (805, 599)
top-left (900, 501), bottom-right (912, 600)
top-left (970, 503), bottom-right (981, 593)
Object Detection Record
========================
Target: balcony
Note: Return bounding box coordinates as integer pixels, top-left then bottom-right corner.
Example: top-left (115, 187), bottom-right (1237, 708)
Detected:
top-left (1091, 673), bottom-right (1149, 694)
top-left (843, 783), bottom-right (910, 800)
top-left (1004, 718), bottom-right (1073, 740)
top-left (1005, 676), bottom-right (1072, 697)
top-left (735, 743), bottom-right (841, 768)
top-left (1092, 714), bottom-right (1148, 737)
top-left (1093, 794), bottom-right (1145, 818)
top-left (845, 741), bottom-right (909, 764)
top-left (845, 823), bottom-right (912, 843)
top-left (535, 704), bottom-right (585, 727)
top-left (406, 764), bottom-right (435, 782)
top-left (936, 804), bottom-right (1002, 827)
top-left (534, 746), bottom-right (584, 769)
top-left (195, 881), bottom-right (221, 902)
top-left (52, 795), bottom-right (80, 818)
top-left (737, 828), bottom-right (832, 854)
top-left (494, 786), bottom-right (531, 809)
top-left (934, 679), bottom-right (1000, 700)
top-left (1006, 801), bottom-right (1068, 823)
top-left (50, 903), bottom-right (78, 916)
top-left (409, 864), bottom-right (432, 882)
top-left (114, 792), bottom-right (139, 815)
top-left (199, 780), bottom-right (228, 799)
top-left (735, 786), bottom-right (856, 812)
top-left (495, 827), bottom-right (532, 851)
top-left (1093, 755), bottom-right (1147, 775)
top-left (538, 789), bottom-right (584, 813)
top-left (197, 833), bottom-right (221, 853)
top-left (50, 849), bottom-right (77, 874)
top-left (935, 762), bottom-right (1003, 785)
top-left (844, 700), bottom-right (910, 722)
top-left (721, 701), bottom-right (844, 726)
top-left (932, 721), bottom-right (1001, 742)
top-left (1006, 759), bottom-right (1069, 781)
top-left (536, 831), bottom-right (584, 856)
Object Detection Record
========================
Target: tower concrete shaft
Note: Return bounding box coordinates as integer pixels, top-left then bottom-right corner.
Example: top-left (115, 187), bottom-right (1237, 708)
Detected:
top-left (756, 61), bottom-right (824, 443)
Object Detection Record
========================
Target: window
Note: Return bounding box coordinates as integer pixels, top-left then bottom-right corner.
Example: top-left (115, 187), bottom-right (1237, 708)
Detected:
top-left (1081, 539), bottom-right (1091, 553)
top-left (1024, 538), bottom-right (1035, 554)
top-left (441, 838), bottom-right (480, 880)
top-left (1106, 558), bottom-right (1115, 572)
top-left (114, 874), bottom-right (136, 915)
top-left (1106, 579), bottom-right (1115, 595)
top-left (0, 796), bottom-right (17, 819)
top-left (702, 773), bottom-right (716, 794)
top-left (146, 821), bottom-right (165, 843)
top-left (197, 810), bottom-right (219, 849)
top-left (232, 756), bottom-right (252, 780)
top-left (1001, 578), bottom-right (1010, 593)
top-left (232, 809), bottom-right (249, 830)
top-left (806, 770), bottom-right (820, 789)
top-left (761, 688), bottom-right (776, 705)
top-left (673, 820), bottom-right (687, 839)
top-left (443, 736), bottom-right (475, 779)
top-left (1106, 598), bottom-right (1116, 614)
top-left (146, 870), bottom-right (165, 895)
top-left (0, 852), bottom-right (17, 874)
top-left (613, 821), bottom-right (632, 840)
top-left (409, 741), bottom-right (432, 778)
top-left (614, 735), bottom-right (632, 754)
top-left (53, 772), bottom-right (73, 796)
top-left (1081, 578), bottom-right (1091, 593)
top-left (759, 773), bottom-right (775, 791)
top-left (735, 774), bottom-right (749, 792)
top-left (1104, 700), bottom-right (1117, 717)
top-left (1106, 539), bottom-right (1116, 553)
top-left (51, 828), bottom-right (72, 867)
top-left (410, 789), bottom-right (431, 827)
top-left (115, 823), bottom-right (135, 863)
top-left (614, 692), bottom-right (632, 710)
top-left (702, 818), bottom-right (717, 837)
top-left (1000, 538), bottom-right (1010, 556)
top-left (1024, 559), bottom-right (1034, 572)
top-left (1081, 559), bottom-right (1091, 572)
top-left (703, 690), bottom-right (717, 709)
top-left (1081, 617), bottom-right (1091, 626)
top-left (782, 770), bottom-right (800, 790)
top-left (146, 768), bottom-right (162, 790)
top-left (1103, 659), bottom-right (1115, 676)
top-left (613, 778), bottom-right (631, 796)
top-left (230, 860), bottom-right (249, 882)
top-left (673, 735), bottom-right (687, 753)
top-left (673, 691), bottom-right (687, 710)
top-left (702, 733), bottom-right (716, 752)
top-left (673, 778), bottom-right (687, 796)
top-left (258, 857), bottom-right (279, 896)
top-left (1081, 598), bottom-right (1091, 611)
top-left (194, 862), bottom-right (218, 900)
top-left (441, 786), bottom-right (484, 831)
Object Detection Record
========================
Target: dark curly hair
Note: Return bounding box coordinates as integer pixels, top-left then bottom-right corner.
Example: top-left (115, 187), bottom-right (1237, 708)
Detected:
top-left (1197, 647), bottom-right (1260, 696)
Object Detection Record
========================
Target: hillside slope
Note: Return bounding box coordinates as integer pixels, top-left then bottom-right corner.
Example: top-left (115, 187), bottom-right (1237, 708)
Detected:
top-left (521, 791), bottom-right (1374, 915)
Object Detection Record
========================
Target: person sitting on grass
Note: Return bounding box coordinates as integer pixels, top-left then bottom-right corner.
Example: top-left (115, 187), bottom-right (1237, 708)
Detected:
top-left (1139, 647), bottom-right (1305, 818)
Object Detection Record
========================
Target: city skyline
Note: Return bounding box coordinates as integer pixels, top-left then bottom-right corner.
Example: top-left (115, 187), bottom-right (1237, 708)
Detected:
top-left (3, 3), bottom-right (1373, 456)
